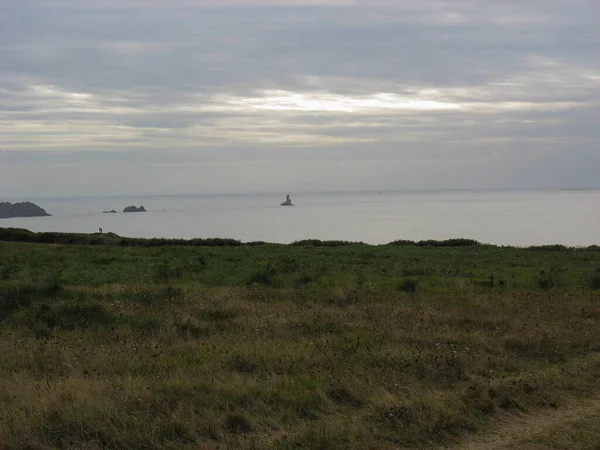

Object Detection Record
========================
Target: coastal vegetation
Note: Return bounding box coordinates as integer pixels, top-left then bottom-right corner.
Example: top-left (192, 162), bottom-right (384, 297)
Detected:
top-left (1, 228), bottom-right (600, 448)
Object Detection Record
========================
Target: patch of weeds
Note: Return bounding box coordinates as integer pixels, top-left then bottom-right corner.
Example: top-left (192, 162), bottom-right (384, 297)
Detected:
top-left (201, 307), bottom-right (237, 322)
top-left (535, 267), bottom-right (566, 290)
top-left (329, 286), bottom-right (360, 306)
top-left (276, 255), bottom-right (300, 273)
top-left (0, 260), bottom-right (19, 280)
top-left (586, 269), bottom-right (600, 290)
top-left (536, 271), bottom-right (555, 290)
top-left (274, 426), bottom-right (351, 450)
top-left (131, 286), bottom-right (184, 305)
top-left (296, 320), bottom-right (343, 335)
top-left (224, 354), bottom-right (259, 374)
top-left (32, 320), bottom-right (52, 339)
top-left (246, 240), bottom-right (268, 246)
top-left (32, 303), bottom-right (114, 331)
top-left (223, 413), bottom-right (253, 434)
top-left (158, 419), bottom-right (194, 444)
top-left (473, 276), bottom-right (497, 289)
top-left (429, 409), bottom-right (478, 440)
top-left (412, 352), bottom-right (469, 382)
top-left (502, 334), bottom-right (533, 354)
top-left (355, 271), bottom-right (367, 287)
top-left (175, 316), bottom-right (210, 338)
top-left (326, 387), bottom-right (363, 408)
top-left (40, 268), bottom-right (64, 296)
top-left (488, 386), bottom-right (523, 411)
top-left (402, 267), bottom-right (433, 277)
top-left (247, 265), bottom-right (277, 286)
top-left (296, 273), bottom-right (316, 286)
top-left (462, 382), bottom-right (497, 414)
top-left (338, 334), bottom-right (362, 356)
top-left (589, 276), bottom-right (600, 290)
top-left (41, 407), bottom-right (155, 449)
top-left (0, 277), bottom-right (72, 319)
top-left (122, 315), bottom-right (161, 334)
top-left (92, 255), bottom-right (120, 265)
top-left (0, 283), bottom-right (34, 313)
top-left (191, 254), bottom-right (207, 270)
top-left (152, 261), bottom-right (184, 283)
top-left (397, 278), bottom-right (418, 294)
top-left (162, 285), bottom-right (184, 299)
top-left (289, 396), bottom-right (323, 420)
top-left (379, 404), bottom-right (415, 427)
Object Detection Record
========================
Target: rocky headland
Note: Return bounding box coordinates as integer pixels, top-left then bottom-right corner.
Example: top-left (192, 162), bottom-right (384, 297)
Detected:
top-left (0, 202), bottom-right (51, 219)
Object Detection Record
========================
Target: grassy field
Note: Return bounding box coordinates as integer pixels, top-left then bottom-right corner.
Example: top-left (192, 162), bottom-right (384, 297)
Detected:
top-left (1, 230), bottom-right (600, 449)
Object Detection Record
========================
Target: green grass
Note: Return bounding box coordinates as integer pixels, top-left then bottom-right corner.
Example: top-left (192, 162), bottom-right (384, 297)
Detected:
top-left (1, 229), bottom-right (600, 448)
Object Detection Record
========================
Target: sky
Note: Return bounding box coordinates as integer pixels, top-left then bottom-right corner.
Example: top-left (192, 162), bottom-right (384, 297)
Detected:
top-left (1, 0), bottom-right (599, 197)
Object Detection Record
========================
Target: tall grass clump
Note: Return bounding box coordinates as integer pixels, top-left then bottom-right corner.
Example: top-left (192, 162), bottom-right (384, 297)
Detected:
top-left (152, 260), bottom-right (184, 283)
top-left (397, 278), bottom-right (419, 293)
top-left (247, 265), bottom-right (277, 286)
top-left (586, 269), bottom-right (600, 290)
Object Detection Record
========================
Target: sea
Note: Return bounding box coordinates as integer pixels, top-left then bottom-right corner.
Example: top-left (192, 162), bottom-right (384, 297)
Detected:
top-left (2, 189), bottom-right (599, 247)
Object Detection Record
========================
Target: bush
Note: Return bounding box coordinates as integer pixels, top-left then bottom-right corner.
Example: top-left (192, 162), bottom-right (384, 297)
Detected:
top-left (246, 241), bottom-right (269, 246)
top-left (0, 227), bottom-right (242, 247)
top-left (589, 276), bottom-right (600, 290)
top-left (536, 268), bottom-right (563, 290)
top-left (525, 244), bottom-right (570, 252)
top-left (247, 266), bottom-right (276, 286)
top-left (291, 239), bottom-right (363, 247)
top-left (585, 269), bottom-right (600, 290)
top-left (397, 278), bottom-right (418, 294)
top-left (388, 238), bottom-right (481, 247)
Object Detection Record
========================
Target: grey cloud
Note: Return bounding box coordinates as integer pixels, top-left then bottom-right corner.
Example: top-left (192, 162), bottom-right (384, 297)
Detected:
top-left (3, 0), bottom-right (597, 93)
top-left (1, 0), bottom-right (599, 196)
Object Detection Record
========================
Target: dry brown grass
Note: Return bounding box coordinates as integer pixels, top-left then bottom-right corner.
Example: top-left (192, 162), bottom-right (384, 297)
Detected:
top-left (2, 286), bottom-right (600, 449)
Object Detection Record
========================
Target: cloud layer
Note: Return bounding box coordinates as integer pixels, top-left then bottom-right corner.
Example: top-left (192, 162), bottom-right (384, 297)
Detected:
top-left (1, 0), bottom-right (599, 196)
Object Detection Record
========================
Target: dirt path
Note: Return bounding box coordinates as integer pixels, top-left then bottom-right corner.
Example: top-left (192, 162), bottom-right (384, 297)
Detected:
top-left (447, 396), bottom-right (600, 450)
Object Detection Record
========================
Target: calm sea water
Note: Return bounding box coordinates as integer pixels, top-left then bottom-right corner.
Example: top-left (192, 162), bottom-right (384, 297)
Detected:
top-left (2, 190), bottom-right (599, 246)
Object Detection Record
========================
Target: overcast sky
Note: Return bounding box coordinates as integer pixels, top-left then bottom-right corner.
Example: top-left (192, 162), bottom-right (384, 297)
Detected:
top-left (1, 0), bottom-right (599, 197)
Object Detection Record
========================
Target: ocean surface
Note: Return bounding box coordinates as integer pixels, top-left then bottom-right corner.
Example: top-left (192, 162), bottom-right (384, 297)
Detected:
top-left (2, 190), bottom-right (599, 247)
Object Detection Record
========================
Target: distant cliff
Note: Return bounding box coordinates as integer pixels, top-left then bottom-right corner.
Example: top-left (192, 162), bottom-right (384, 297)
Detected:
top-left (123, 205), bottom-right (147, 213)
top-left (0, 202), bottom-right (51, 219)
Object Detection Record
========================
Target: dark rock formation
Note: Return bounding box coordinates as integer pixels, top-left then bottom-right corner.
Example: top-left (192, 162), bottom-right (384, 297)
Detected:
top-left (123, 205), bottom-right (147, 213)
top-left (0, 202), bottom-right (51, 219)
top-left (280, 194), bottom-right (294, 206)
top-left (103, 210), bottom-right (117, 214)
